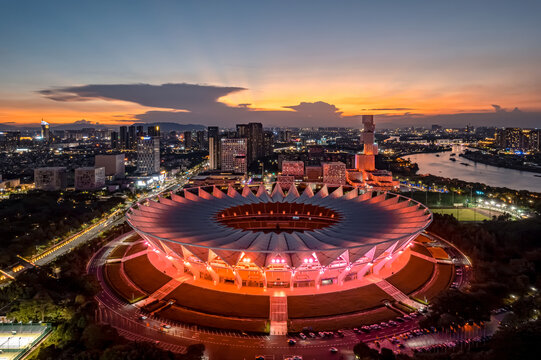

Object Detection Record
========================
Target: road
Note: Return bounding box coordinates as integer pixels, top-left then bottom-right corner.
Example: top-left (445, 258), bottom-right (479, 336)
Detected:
top-left (88, 234), bottom-right (422, 360)
top-left (1, 164), bottom-right (204, 284)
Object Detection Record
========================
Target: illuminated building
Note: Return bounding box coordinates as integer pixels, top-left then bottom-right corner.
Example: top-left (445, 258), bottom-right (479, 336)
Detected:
top-left (208, 126), bottom-right (221, 170)
top-left (220, 138), bottom-right (247, 174)
top-left (40, 120), bottom-right (50, 143)
top-left (322, 162), bottom-right (346, 185)
top-left (137, 136), bottom-right (160, 175)
top-left (281, 160), bottom-right (304, 179)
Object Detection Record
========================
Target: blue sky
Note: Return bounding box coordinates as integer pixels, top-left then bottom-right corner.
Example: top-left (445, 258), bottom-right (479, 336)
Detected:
top-left (1, 0), bottom-right (540, 127)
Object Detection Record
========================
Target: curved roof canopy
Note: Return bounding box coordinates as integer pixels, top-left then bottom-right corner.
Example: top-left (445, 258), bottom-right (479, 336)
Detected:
top-left (127, 183), bottom-right (432, 269)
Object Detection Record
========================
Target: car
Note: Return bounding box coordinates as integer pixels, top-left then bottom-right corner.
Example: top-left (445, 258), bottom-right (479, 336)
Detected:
top-left (329, 347), bottom-right (338, 353)
top-left (288, 339), bottom-right (297, 345)
top-left (318, 331), bottom-right (325, 337)
top-left (161, 323), bottom-right (171, 329)
top-left (299, 333), bottom-right (307, 340)
top-left (138, 315), bottom-right (147, 320)
top-left (389, 320), bottom-right (398, 326)
top-left (255, 356), bottom-right (265, 360)
top-left (336, 330), bottom-right (345, 337)
top-left (308, 332), bottom-right (316, 338)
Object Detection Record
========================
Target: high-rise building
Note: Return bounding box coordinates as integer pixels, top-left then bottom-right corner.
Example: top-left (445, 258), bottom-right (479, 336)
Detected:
top-left (247, 122), bottom-right (263, 165)
top-left (208, 126), bottom-right (220, 170)
top-left (137, 136), bottom-right (160, 175)
top-left (322, 162), bottom-right (346, 185)
top-left (34, 167), bottom-right (67, 191)
top-left (75, 167), bottom-right (106, 190)
top-left (184, 131), bottom-right (193, 149)
top-left (282, 160), bottom-right (304, 179)
top-left (148, 125), bottom-right (160, 137)
top-left (95, 154), bottom-right (125, 179)
top-left (136, 125), bottom-right (145, 137)
top-left (110, 131), bottom-right (119, 149)
top-left (41, 120), bottom-right (51, 143)
top-left (263, 130), bottom-right (274, 156)
top-left (196, 130), bottom-right (205, 150)
top-left (236, 122), bottom-right (264, 165)
top-left (119, 126), bottom-right (128, 149)
top-left (128, 125), bottom-right (137, 150)
top-left (221, 138), bottom-right (247, 174)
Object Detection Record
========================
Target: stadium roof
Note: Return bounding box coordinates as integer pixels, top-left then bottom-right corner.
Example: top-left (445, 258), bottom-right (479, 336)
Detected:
top-left (127, 183), bottom-right (432, 269)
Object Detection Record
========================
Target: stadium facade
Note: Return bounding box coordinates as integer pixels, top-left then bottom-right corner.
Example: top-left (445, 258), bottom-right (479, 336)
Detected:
top-left (127, 183), bottom-right (432, 290)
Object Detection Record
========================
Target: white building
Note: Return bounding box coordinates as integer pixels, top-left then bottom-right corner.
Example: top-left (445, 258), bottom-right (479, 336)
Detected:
top-left (34, 167), bottom-right (67, 191)
top-left (75, 167), bottom-right (106, 190)
top-left (95, 154), bottom-right (125, 179)
top-left (220, 138), bottom-right (247, 174)
top-left (137, 137), bottom-right (160, 175)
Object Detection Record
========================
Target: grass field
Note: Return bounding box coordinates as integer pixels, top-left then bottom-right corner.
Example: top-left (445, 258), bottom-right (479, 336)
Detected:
top-left (431, 208), bottom-right (491, 221)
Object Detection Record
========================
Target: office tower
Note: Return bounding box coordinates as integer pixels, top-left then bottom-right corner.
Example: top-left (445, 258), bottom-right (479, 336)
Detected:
top-left (128, 125), bottom-right (137, 150)
top-left (236, 122), bottom-right (263, 165)
top-left (208, 126), bottom-right (220, 170)
top-left (196, 130), bottom-right (205, 150)
top-left (75, 167), bottom-right (106, 190)
top-left (221, 138), bottom-right (247, 174)
top-left (279, 130), bottom-right (292, 142)
top-left (184, 131), bottom-right (193, 149)
top-left (263, 130), bottom-right (274, 156)
top-left (322, 162), bottom-right (346, 185)
top-left (137, 136), bottom-right (160, 175)
top-left (236, 124), bottom-right (249, 137)
top-left (119, 126), bottom-right (128, 149)
top-left (148, 125), bottom-right (160, 137)
top-left (41, 120), bottom-right (50, 143)
top-left (282, 160), bottom-right (304, 179)
top-left (136, 125), bottom-right (144, 137)
top-left (95, 154), bottom-right (125, 178)
top-left (110, 131), bottom-right (119, 149)
top-left (34, 167), bottom-right (67, 191)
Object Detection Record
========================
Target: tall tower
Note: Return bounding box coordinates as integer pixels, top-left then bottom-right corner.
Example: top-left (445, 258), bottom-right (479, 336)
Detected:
top-left (355, 115), bottom-right (377, 171)
top-left (208, 126), bottom-right (220, 169)
top-left (41, 119), bottom-right (50, 143)
top-left (361, 115), bottom-right (377, 155)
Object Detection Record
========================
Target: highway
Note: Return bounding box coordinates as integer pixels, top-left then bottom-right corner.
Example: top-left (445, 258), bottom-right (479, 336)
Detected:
top-left (0, 164), bottom-right (204, 284)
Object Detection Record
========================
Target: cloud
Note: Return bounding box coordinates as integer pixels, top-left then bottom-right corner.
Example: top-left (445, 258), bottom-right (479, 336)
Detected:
top-left (39, 83), bottom-right (541, 128)
top-left (40, 83), bottom-right (361, 127)
top-left (39, 83), bottom-right (246, 112)
top-left (492, 104), bottom-right (505, 112)
top-left (364, 108), bottom-right (414, 111)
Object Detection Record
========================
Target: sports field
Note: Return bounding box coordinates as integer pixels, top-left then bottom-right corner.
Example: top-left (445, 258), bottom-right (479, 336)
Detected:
top-left (431, 208), bottom-right (491, 221)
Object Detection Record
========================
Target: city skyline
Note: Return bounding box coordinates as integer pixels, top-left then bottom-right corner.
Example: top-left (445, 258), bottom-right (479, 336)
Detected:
top-left (1, 0), bottom-right (540, 128)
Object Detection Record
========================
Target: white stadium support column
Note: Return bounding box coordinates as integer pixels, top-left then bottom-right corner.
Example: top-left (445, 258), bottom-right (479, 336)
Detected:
top-left (206, 266), bottom-right (220, 285)
top-left (357, 263), bottom-right (373, 279)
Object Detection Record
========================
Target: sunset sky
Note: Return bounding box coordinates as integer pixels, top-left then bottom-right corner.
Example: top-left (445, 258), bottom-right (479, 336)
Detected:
top-left (1, 0), bottom-right (540, 128)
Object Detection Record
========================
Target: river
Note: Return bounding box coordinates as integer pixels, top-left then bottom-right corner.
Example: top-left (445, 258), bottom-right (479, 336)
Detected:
top-left (404, 145), bottom-right (541, 193)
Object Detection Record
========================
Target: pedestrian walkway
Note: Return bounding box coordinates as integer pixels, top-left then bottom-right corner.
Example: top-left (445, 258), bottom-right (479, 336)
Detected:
top-left (136, 274), bottom-right (192, 307)
top-left (269, 295), bottom-right (288, 335)
top-left (369, 276), bottom-right (424, 310)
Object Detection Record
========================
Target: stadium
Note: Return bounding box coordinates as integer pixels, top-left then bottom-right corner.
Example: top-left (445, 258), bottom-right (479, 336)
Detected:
top-left (104, 183), bottom-right (459, 334)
